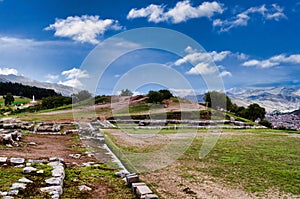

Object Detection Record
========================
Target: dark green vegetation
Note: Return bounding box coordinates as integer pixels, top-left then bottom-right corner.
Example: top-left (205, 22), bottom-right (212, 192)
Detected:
top-left (120, 89), bottom-right (133, 96)
top-left (147, 89), bottom-right (173, 103)
top-left (204, 91), bottom-right (266, 122)
top-left (0, 82), bottom-right (58, 99)
top-left (3, 92), bottom-right (15, 106)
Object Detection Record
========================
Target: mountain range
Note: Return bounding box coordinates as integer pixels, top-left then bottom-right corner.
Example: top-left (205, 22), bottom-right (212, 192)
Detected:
top-left (186, 87), bottom-right (300, 113)
top-left (0, 74), bottom-right (78, 96)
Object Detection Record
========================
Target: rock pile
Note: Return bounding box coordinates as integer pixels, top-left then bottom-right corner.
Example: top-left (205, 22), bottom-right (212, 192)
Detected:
top-left (0, 157), bottom-right (65, 199)
top-left (116, 171), bottom-right (159, 199)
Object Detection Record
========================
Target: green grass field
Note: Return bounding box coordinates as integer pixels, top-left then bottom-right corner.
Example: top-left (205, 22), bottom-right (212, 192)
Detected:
top-left (105, 128), bottom-right (300, 196)
top-left (0, 96), bottom-right (31, 105)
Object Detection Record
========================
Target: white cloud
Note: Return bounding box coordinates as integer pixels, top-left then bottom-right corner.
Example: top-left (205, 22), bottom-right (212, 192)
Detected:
top-left (213, 4), bottom-right (287, 32)
top-left (45, 15), bottom-right (122, 44)
top-left (219, 71), bottom-right (232, 77)
top-left (0, 67), bottom-right (18, 75)
top-left (61, 68), bottom-right (89, 79)
top-left (186, 62), bottom-right (217, 75)
top-left (59, 68), bottom-right (89, 88)
top-left (127, 1), bottom-right (223, 24)
top-left (58, 79), bottom-right (83, 88)
top-left (175, 46), bottom-right (231, 66)
top-left (243, 54), bottom-right (300, 68)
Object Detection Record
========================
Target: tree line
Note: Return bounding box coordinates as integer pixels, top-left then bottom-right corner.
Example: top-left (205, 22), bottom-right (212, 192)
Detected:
top-left (204, 91), bottom-right (267, 122)
top-left (0, 82), bottom-right (58, 99)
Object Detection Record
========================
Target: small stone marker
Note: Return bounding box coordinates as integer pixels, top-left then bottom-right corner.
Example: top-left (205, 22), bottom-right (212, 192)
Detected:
top-left (126, 173), bottom-right (139, 186)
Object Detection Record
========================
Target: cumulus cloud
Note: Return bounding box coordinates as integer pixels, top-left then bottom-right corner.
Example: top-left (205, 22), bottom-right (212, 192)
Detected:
top-left (175, 46), bottom-right (231, 66)
top-left (0, 67), bottom-right (18, 75)
top-left (45, 15), bottom-right (122, 44)
top-left (174, 46), bottom-right (231, 76)
top-left (58, 68), bottom-right (89, 88)
top-left (127, 1), bottom-right (223, 23)
top-left (213, 4), bottom-right (287, 32)
top-left (243, 54), bottom-right (300, 68)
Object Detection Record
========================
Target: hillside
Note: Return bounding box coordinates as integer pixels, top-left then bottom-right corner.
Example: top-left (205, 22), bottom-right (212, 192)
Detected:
top-left (0, 74), bottom-right (78, 96)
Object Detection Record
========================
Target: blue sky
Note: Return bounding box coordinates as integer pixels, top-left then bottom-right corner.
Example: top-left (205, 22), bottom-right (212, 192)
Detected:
top-left (0, 0), bottom-right (299, 95)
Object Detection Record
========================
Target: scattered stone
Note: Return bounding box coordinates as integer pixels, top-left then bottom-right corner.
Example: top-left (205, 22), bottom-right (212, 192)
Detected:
top-left (7, 189), bottom-right (19, 196)
top-left (116, 170), bottom-right (130, 178)
top-left (0, 191), bottom-right (8, 196)
top-left (23, 166), bottom-right (37, 174)
top-left (37, 170), bottom-right (44, 174)
top-left (69, 154), bottom-right (81, 159)
top-left (132, 182), bottom-right (146, 194)
top-left (183, 187), bottom-right (196, 195)
top-left (0, 157), bottom-right (8, 164)
top-left (145, 193), bottom-right (159, 199)
top-left (18, 177), bottom-right (33, 183)
top-left (49, 157), bottom-right (64, 163)
top-left (2, 196), bottom-right (14, 199)
top-left (10, 183), bottom-right (26, 190)
top-left (40, 186), bottom-right (63, 195)
top-left (29, 142), bottom-right (36, 145)
top-left (6, 144), bottom-right (13, 148)
top-left (136, 185), bottom-right (153, 198)
top-left (10, 158), bottom-right (25, 165)
top-left (78, 185), bottom-right (92, 192)
top-left (45, 177), bottom-right (63, 186)
top-left (126, 174), bottom-right (139, 187)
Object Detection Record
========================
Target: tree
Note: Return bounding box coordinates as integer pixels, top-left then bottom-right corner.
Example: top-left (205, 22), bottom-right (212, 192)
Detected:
top-left (3, 93), bottom-right (15, 106)
top-left (147, 91), bottom-right (163, 104)
top-left (246, 103), bottom-right (266, 121)
top-left (204, 91), bottom-right (233, 111)
top-left (72, 90), bottom-right (92, 103)
top-left (120, 89), bottom-right (133, 96)
top-left (158, 89), bottom-right (173, 100)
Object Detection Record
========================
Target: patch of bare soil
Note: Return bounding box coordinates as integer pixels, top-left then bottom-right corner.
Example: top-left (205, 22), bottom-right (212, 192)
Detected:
top-left (0, 134), bottom-right (95, 164)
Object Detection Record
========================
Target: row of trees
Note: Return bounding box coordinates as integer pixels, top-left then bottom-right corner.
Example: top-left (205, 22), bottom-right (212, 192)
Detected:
top-left (204, 91), bottom-right (266, 122)
top-left (0, 82), bottom-right (58, 99)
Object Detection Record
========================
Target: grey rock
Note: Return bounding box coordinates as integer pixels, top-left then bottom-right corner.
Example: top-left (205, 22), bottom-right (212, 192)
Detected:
top-left (78, 185), bottom-right (92, 192)
top-left (10, 158), bottom-right (25, 164)
top-left (0, 157), bottom-right (7, 164)
top-left (2, 196), bottom-right (14, 199)
top-left (14, 164), bottom-right (24, 168)
top-left (11, 183), bottom-right (26, 190)
top-left (40, 186), bottom-right (63, 195)
top-left (0, 191), bottom-right (8, 196)
top-left (37, 170), bottom-right (44, 174)
top-left (116, 170), bottom-right (130, 178)
top-left (45, 177), bottom-right (63, 186)
top-left (18, 177), bottom-right (33, 183)
top-left (29, 142), bottom-right (36, 145)
top-left (69, 154), bottom-right (81, 159)
top-left (8, 189), bottom-right (18, 196)
top-left (49, 157), bottom-right (64, 163)
top-left (23, 166), bottom-right (37, 174)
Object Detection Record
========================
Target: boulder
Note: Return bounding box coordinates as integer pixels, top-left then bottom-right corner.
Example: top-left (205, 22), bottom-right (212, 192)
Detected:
top-left (11, 183), bottom-right (27, 190)
top-left (10, 157), bottom-right (25, 165)
top-left (45, 177), bottom-right (63, 186)
top-left (18, 177), bottom-right (33, 183)
top-left (23, 166), bottom-right (37, 174)
top-left (0, 157), bottom-right (8, 164)
top-left (78, 185), bottom-right (92, 192)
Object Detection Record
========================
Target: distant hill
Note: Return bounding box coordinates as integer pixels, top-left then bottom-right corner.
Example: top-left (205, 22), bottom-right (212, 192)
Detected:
top-left (0, 74), bottom-right (78, 96)
top-left (185, 87), bottom-right (300, 113)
